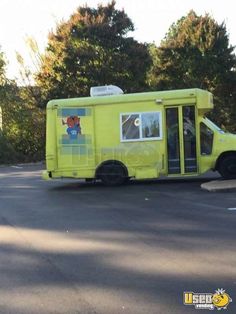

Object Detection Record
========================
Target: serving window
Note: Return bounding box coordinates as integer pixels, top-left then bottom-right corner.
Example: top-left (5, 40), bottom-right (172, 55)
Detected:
top-left (121, 112), bottom-right (162, 142)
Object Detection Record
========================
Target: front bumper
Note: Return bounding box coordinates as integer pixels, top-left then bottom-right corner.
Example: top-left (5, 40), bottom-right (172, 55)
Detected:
top-left (42, 170), bottom-right (51, 180)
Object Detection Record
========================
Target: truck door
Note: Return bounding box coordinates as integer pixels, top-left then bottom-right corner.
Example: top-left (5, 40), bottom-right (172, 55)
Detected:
top-left (166, 105), bottom-right (197, 174)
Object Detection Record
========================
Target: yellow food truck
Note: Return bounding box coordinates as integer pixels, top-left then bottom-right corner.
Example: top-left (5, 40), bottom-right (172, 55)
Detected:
top-left (42, 86), bottom-right (236, 185)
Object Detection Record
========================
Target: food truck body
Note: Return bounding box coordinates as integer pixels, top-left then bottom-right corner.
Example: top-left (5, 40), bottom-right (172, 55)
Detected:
top-left (42, 87), bottom-right (236, 185)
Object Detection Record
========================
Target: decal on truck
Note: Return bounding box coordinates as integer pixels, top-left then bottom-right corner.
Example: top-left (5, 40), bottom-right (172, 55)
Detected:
top-left (58, 107), bottom-right (93, 156)
top-left (62, 116), bottom-right (82, 139)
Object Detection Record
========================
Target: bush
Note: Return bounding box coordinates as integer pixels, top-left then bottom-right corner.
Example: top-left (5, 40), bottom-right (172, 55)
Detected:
top-left (0, 132), bottom-right (18, 164)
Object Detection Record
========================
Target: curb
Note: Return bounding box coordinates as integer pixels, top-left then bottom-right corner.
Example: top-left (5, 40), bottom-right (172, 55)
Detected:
top-left (0, 161), bottom-right (45, 168)
top-left (201, 179), bottom-right (236, 192)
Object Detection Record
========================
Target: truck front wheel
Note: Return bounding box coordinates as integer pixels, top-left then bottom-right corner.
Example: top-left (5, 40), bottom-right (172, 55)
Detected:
top-left (97, 163), bottom-right (127, 186)
top-left (218, 155), bottom-right (236, 179)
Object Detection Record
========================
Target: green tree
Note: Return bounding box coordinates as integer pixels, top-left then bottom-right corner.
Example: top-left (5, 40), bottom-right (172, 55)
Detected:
top-left (36, 1), bottom-right (151, 105)
top-left (0, 51), bottom-right (18, 163)
top-left (148, 11), bottom-right (236, 131)
top-left (0, 50), bottom-right (6, 85)
top-left (0, 48), bottom-right (45, 164)
top-left (0, 82), bottom-right (46, 163)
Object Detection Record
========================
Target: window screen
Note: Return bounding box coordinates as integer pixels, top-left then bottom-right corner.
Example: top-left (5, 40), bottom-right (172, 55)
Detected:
top-left (142, 112), bottom-right (160, 138)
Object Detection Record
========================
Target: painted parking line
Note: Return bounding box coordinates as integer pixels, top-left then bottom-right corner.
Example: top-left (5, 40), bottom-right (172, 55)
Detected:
top-left (227, 208), bottom-right (236, 210)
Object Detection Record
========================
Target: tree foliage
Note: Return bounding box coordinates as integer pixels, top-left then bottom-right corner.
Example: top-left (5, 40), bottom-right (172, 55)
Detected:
top-left (36, 1), bottom-right (151, 104)
top-left (0, 49), bottom-right (6, 85)
top-left (0, 81), bottom-right (45, 163)
top-left (0, 48), bottom-right (45, 163)
top-left (148, 11), bottom-right (236, 130)
top-left (0, 50), bottom-right (17, 163)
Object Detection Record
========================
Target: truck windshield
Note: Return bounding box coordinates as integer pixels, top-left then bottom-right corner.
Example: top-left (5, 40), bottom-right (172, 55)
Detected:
top-left (204, 118), bottom-right (225, 134)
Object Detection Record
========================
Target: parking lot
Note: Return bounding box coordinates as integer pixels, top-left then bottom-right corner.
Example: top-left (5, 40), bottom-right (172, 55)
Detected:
top-left (0, 164), bottom-right (235, 314)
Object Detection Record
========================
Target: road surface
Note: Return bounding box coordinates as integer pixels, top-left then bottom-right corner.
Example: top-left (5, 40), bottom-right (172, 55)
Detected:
top-left (0, 165), bottom-right (235, 313)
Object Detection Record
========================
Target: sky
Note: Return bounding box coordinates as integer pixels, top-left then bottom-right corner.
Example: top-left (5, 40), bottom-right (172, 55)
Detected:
top-left (0, 0), bottom-right (236, 81)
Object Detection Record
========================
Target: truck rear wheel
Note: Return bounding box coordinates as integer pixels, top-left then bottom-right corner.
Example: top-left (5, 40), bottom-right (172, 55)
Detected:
top-left (97, 163), bottom-right (127, 186)
top-left (218, 155), bottom-right (236, 179)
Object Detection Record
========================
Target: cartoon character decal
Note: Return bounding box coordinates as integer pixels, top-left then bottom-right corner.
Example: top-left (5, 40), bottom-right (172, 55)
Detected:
top-left (62, 116), bottom-right (81, 139)
top-left (212, 289), bottom-right (232, 310)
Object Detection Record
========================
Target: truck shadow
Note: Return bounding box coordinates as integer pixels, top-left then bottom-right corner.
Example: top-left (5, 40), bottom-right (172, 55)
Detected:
top-left (49, 172), bottom-right (221, 192)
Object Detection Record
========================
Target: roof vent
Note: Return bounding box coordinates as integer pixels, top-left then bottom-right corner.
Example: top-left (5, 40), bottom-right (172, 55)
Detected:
top-left (90, 85), bottom-right (124, 97)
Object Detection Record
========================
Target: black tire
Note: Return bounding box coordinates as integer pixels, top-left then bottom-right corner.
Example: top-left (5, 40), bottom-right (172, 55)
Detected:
top-left (98, 163), bottom-right (127, 186)
top-left (218, 155), bottom-right (236, 179)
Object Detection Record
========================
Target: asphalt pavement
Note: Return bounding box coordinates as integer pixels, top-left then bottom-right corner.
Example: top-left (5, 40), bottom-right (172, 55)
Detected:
top-left (0, 164), bottom-right (236, 314)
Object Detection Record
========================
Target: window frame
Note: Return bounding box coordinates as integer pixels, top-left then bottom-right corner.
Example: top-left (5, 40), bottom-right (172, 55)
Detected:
top-left (120, 111), bottom-right (163, 142)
